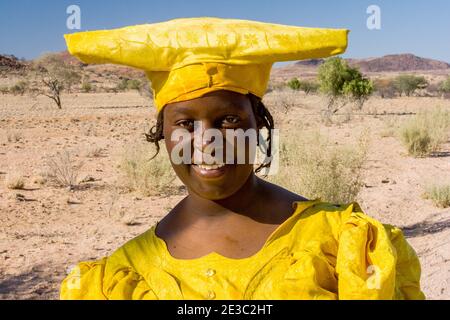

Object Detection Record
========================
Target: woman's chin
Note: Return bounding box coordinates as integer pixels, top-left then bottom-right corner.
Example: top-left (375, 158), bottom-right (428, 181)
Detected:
top-left (186, 165), bottom-right (242, 199)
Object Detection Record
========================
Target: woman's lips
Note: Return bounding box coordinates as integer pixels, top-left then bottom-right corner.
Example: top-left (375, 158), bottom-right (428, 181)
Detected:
top-left (191, 163), bottom-right (228, 179)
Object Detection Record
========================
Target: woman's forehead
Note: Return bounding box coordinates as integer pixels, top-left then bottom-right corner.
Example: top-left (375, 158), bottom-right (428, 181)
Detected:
top-left (164, 90), bottom-right (251, 116)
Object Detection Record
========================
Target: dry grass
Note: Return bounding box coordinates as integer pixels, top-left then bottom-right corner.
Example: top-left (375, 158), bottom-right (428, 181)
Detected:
top-left (6, 129), bottom-right (23, 143)
top-left (263, 88), bottom-right (307, 115)
top-left (423, 183), bottom-right (450, 208)
top-left (380, 116), bottom-right (398, 138)
top-left (268, 128), bottom-right (370, 204)
top-left (117, 142), bottom-right (178, 196)
top-left (398, 107), bottom-right (450, 157)
top-left (5, 173), bottom-right (25, 190)
top-left (84, 146), bottom-right (104, 158)
top-left (43, 150), bottom-right (84, 188)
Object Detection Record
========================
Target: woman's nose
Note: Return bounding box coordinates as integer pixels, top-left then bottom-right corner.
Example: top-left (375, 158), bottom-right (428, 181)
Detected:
top-left (192, 120), bottom-right (223, 162)
top-left (193, 120), bottom-right (214, 151)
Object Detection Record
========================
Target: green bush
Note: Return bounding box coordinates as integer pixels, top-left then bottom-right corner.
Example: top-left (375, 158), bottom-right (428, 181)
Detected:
top-left (287, 78), bottom-right (319, 95)
top-left (287, 78), bottom-right (301, 90)
top-left (127, 79), bottom-right (141, 90)
top-left (393, 74), bottom-right (428, 97)
top-left (439, 76), bottom-right (450, 94)
top-left (116, 78), bottom-right (142, 91)
top-left (318, 57), bottom-right (373, 111)
top-left (116, 79), bottom-right (129, 91)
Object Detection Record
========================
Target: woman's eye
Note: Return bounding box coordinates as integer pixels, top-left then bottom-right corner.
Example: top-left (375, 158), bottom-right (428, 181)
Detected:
top-left (177, 120), bottom-right (194, 129)
top-left (223, 116), bottom-right (240, 125)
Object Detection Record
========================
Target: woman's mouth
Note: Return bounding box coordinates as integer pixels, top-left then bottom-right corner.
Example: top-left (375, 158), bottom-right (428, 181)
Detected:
top-left (192, 163), bottom-right (227, 179)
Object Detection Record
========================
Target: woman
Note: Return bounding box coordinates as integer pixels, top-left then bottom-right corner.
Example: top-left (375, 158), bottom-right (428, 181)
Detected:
top-left (61, 17), bottom-right (425, 300)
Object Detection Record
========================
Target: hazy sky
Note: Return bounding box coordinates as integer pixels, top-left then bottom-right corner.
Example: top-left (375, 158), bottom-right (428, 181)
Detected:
top-left (1, 0), bottom-right (449, 63)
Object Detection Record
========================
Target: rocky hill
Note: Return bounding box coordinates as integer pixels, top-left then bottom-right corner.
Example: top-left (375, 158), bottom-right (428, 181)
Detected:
top-left (293, 54), bottom-right (450, 73)
top-left (0, 54), bottom-right (25, 71)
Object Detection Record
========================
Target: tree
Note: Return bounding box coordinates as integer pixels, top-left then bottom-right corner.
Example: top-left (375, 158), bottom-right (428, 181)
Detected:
top-left (42, 78), bottom-right (64, 108)
top-left (318, 57), bottom-right (373, 114)
top-left (31, 53), bottom-right (82, 109)
top-left (393, 74), bottom-right (428, 97)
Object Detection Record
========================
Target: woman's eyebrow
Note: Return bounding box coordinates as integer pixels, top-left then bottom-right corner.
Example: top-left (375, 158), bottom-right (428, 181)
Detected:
top-left (169, 106), bottom-right (195, 116)
top-left (170, 102), bottom-right (245, 116)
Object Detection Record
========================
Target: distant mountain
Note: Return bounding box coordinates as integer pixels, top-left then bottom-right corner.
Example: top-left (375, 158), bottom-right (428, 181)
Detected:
top-left (293, 54), bottom-right (450, 73)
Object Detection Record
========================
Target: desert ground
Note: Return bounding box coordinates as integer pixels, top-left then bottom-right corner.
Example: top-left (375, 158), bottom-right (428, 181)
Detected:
top-left (0, 89), bottom-right (449, 300)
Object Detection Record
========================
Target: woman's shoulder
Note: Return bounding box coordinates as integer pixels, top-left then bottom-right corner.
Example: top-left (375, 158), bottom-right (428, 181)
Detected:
top-left (290, 199), bottom-right (415, 257)
top-left (60, 227), bottom-right (162, 300)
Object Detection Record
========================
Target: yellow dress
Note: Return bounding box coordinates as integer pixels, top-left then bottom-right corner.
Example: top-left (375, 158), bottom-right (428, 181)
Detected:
top-left (60, 199), bottom-right (425, 300)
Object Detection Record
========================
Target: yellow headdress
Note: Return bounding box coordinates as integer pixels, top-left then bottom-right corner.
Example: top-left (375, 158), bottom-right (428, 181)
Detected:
top-left (64, 17), bottom-right (349, 113)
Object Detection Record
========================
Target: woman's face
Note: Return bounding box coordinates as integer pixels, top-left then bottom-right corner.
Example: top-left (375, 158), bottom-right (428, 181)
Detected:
top-left (163, 90), bottom-right (259, 200)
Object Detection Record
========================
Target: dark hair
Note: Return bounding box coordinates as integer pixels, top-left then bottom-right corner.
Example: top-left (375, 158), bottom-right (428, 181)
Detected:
top-left (145, 93), bottom-right (275, 174)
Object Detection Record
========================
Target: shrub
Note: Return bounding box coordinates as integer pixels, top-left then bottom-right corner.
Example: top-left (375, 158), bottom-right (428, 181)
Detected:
top-left (299, 80), bottom-right (319, 95)
top-left (9, 80), bottom-right (29, 95)
top-left (81, 81), bottom-right (93, 93)
top-left (318, 57), bottom-right (373, 113)
top-left (6, 130), bottom-right (23, 143)
top-left (287, 78), bottom-right (318, 94)
top-left (373, 79), bottom-right (396, 98)
top-left (43, 150), bottom-right (84, 188)
top-left (287, 78), bottom-right (301, 90)
top-left (6, 174), bottom-right (25, 190)
top-left (31, 53), bottom-right (82, 108)
top-left (439, 76), bottom-right (450, 94)
top-left (398, 107), bottom-right (450, 157)
top-left (0, 86), bottom-right (9, 94)
top-left (393, 74), bottom-right (428, 97)
top-left (267, 128), bottom-right (370, 204)
top-left (118, 142), bottom-right (178, 196)
top-left (84, 146), bottom-right (104, 158)
top-left (127, 79), bottom-right (142, 90)
top-left (423, 183), bottom-right (450, 208)
top-left (116, 78), bottom-right (142, 91)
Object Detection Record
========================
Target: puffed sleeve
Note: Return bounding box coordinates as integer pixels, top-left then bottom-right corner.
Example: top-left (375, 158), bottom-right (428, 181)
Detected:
top-left (60, 258), bottom-right (157, 300)
top-left (335, 203), bottom-right (425, 300)
top-left (60, 258), bottom-right (108, 300)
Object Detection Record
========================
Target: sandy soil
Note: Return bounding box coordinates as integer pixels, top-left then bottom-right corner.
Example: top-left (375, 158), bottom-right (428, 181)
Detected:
top-left (0, 91), bottom-right (449, 299)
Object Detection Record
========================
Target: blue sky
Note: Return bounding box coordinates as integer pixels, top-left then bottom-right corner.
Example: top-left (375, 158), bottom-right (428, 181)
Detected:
top-left (1, 0), bottom-right (449, 63)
